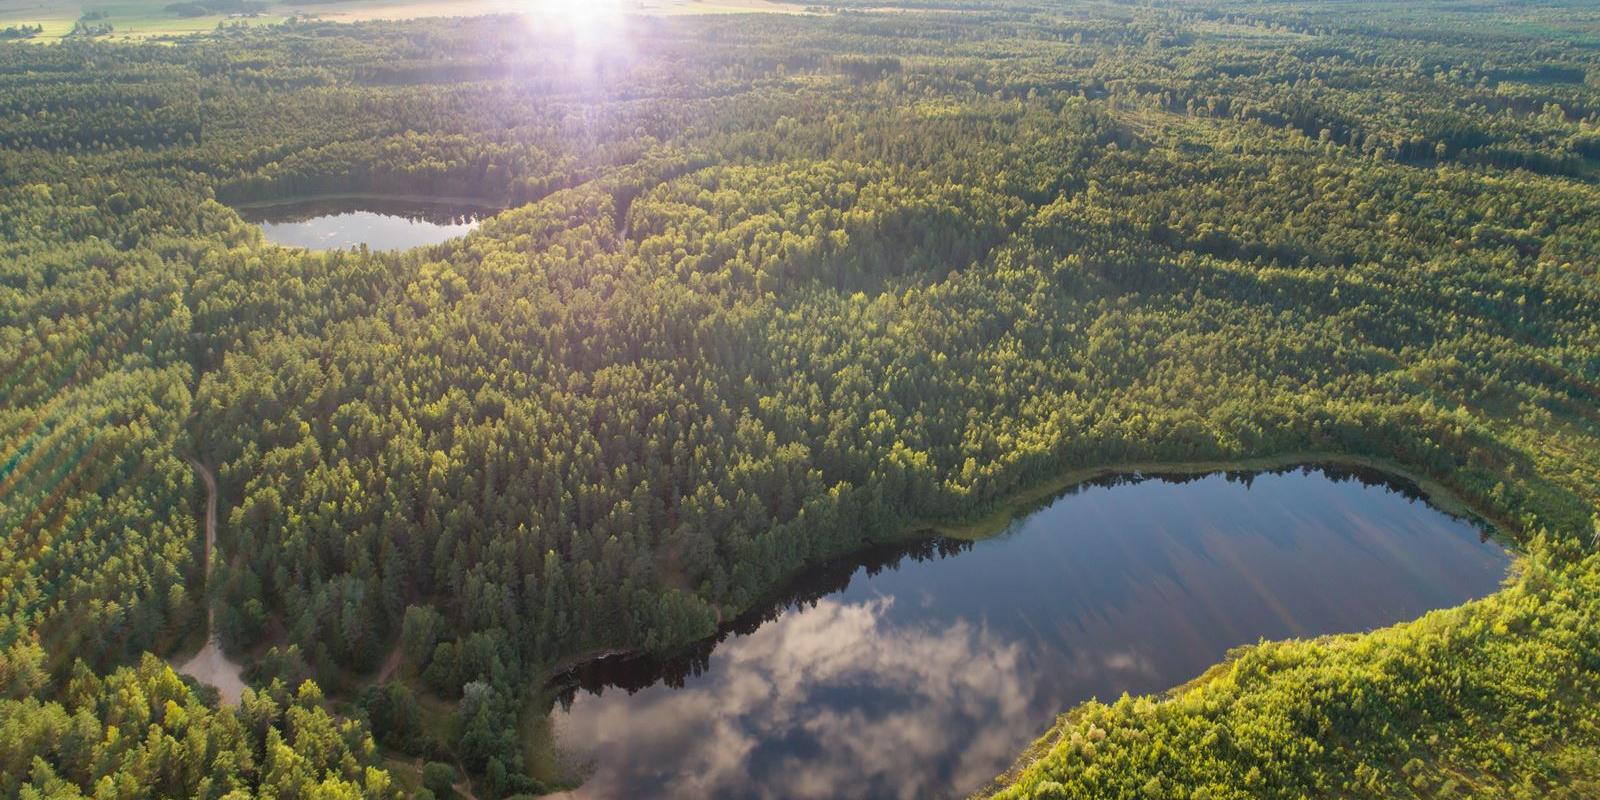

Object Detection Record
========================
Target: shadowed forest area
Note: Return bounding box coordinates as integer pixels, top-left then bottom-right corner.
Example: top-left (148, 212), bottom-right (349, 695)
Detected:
top-left (2, 1), bottom-right (1600, 797)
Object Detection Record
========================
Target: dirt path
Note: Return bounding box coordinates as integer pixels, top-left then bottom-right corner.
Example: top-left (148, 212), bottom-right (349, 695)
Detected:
top-left (453, 754), bottom-right (480, 800)
top-left (376, 643), bottom-right (405, 684)
top-left (187, 457), bottom-right (218, 627)
top-left (176, 458), bottom-right (247, 705)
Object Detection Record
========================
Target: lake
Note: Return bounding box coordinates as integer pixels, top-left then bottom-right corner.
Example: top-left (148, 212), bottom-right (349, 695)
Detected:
top-left (236, 196), bottom-right (495, 251)
top-left (544, 465), bottom-right (1510, 800)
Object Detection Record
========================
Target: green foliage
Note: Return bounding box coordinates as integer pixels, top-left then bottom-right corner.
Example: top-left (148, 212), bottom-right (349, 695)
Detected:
top-left (362, 681), bottom-right (425, 753)
top-left (421, 761), bottom-right (457, 797)
top-left (1, 0), bottom-right (1599, 796)
top-left (990, 539), bottom-right (1600, 799)
top-left (0, 23), bottom-right (42, 39)
top-left (0, 654), bottom-right (394, 798)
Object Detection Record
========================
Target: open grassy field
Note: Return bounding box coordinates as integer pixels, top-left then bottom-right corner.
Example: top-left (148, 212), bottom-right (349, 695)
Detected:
top-left (0, 0), bottom-right (278, 40)
top-left (290, 0), bottom-right (808, 24)
top-left (0, 0), bottom-right (807, 41)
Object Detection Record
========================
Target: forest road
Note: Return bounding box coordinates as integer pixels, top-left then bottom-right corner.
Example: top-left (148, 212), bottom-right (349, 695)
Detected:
top-left (186, 457), bottom-right (219, 630)
top-left (177, 457), bottom-right (247, 705)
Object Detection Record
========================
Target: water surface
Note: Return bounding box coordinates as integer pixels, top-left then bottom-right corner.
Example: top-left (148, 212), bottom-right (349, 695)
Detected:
top-left (547, 465), bottom-right (1509, 800)
top-left (238, 197), bottom-right (494, 250)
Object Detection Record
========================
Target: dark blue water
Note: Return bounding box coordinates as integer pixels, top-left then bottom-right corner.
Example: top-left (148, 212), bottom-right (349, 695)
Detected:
top-left (546, 465), bottom-right (1509, 800)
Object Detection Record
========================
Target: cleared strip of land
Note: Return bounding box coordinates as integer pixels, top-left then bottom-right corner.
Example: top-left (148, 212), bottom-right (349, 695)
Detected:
top-left (174, 458), bottom-right (246, 706)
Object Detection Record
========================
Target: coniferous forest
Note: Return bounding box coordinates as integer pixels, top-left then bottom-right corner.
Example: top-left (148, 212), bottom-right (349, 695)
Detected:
top-left (3, 1), bottom-right (1600, 797)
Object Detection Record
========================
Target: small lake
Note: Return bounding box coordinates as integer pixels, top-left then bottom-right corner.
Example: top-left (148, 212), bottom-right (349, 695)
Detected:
top-left (236, 197), bottom-right (495, 251)
top-left (545, 465), bottom-right (1509, 800)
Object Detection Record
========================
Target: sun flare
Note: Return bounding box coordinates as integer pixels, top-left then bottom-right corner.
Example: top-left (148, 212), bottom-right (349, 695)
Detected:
top-left (513, 0), bottom-right (633, 82)
top-left (517, 0), bottom-right (629, 47)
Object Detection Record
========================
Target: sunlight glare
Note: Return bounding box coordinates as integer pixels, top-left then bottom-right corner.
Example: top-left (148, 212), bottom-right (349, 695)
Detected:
top-left (519, 0), bottom-right (630, 57)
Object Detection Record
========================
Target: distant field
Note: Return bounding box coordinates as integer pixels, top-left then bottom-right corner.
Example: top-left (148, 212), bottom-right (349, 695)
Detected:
top-left (0, 0), bottom-right (807, 41)
top-left (296, 0), bottom-right (808, 23)
top-left (0, 0), bottom-right (277, 39)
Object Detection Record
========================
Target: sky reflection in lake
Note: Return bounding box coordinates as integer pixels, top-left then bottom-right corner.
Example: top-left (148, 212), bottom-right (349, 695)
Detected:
top-left (548, 466), bottom-right (1510, 799)
top-left (238, 198), bottom-right (491, 251)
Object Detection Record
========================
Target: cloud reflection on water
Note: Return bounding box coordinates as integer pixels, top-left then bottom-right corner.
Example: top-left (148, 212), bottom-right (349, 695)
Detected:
top-left (547, 466), bottom-right (1510, 799)
top-left (552, 595), bottom-right (1043, 800)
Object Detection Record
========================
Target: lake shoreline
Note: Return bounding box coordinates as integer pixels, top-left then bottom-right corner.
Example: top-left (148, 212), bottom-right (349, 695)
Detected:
top-left (536, 454), bottom-right (1512, 798)
top-left (229, 193), bottom-right (502, 250)
top-left (223, 191), bottom-right (507, 212)
top-left (924, 451), bottom-right (1510, 544)
top-left (542, 450), bottom-right (1512, 689)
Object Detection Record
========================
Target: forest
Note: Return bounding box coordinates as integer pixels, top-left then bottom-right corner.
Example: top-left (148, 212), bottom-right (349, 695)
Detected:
top-left (2, 0), bottom-right (1600, 797)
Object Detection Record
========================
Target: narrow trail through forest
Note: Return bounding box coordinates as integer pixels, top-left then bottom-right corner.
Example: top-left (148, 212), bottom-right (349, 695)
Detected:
top-left (376, 643), bottom-right (404, 684)
top-left (176, 458), bottom-right (247, 705)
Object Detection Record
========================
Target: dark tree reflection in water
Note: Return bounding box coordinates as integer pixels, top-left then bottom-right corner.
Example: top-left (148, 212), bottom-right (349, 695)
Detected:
top-left (547, 466), bottom-right (1508, 800)
top-left (237, 197), bottom-right (494, 250)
